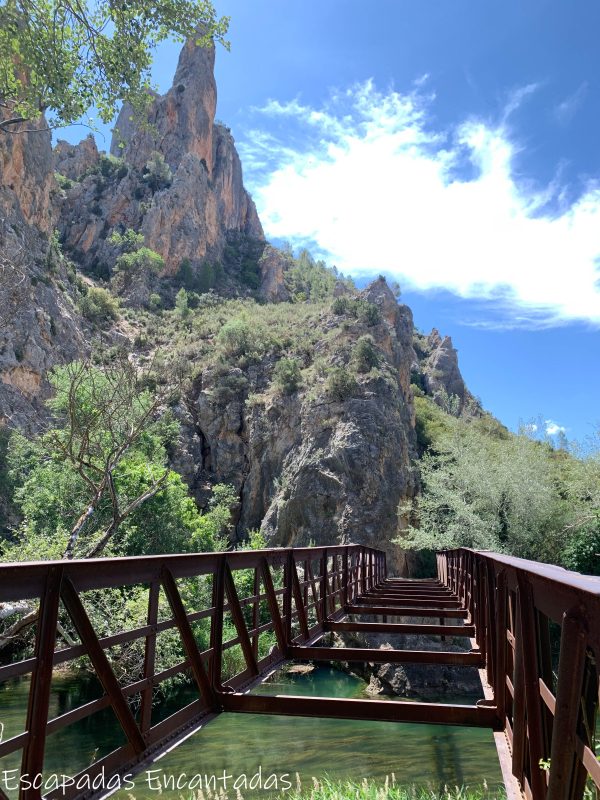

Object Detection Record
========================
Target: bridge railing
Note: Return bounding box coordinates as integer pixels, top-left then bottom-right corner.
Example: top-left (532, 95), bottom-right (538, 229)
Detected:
top-left (437, 548), bottom-right (600, 800)
top-left (0, 544), bottom-right (385, 800)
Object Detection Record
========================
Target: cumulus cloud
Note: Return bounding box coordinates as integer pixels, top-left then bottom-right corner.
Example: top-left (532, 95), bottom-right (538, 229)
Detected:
top-left (545, 420), bottom-right (567, 436)
top-left (239, 80), bottom-right (600, 327)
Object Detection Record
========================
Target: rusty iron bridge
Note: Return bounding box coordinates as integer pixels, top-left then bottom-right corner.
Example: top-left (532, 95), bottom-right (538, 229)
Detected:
top-left (0, 545), bottom-right (599, 800)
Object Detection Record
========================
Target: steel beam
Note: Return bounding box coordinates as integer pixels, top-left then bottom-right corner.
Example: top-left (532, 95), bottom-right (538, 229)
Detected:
top-left (220, 692), bottom-right (499, 728)
top-left (288, 645), bottom-right (483, 666)
top-left (327, 621), bottom-right (475, 636)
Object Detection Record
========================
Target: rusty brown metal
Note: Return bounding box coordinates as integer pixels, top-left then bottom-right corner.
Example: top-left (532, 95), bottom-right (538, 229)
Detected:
top-left (221, 691), bottom-right (499, 728)
top-left (160, 566), bottom-right (216, 709)
top-left (1, 544), bottom-right (599, 800)
top-left (439, 547), bottom-right (600, 800)
top-left (546, 612), bottom-right (587, 800)
top-left (60, 577), bottom-right (146, 754)
top-left (20, 566), bottom-right (63, 800)
top-left (140, 580), bottom-right (159, 736)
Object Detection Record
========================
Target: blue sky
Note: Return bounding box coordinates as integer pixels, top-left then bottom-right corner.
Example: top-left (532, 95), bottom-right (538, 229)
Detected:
top-left (61, 1), bottom-right (600, 443)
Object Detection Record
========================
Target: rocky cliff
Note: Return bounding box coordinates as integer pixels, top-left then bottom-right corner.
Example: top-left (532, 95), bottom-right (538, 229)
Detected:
top-left (0, 34), bottom-right (474, 570)
top-left (56, 37), bottom-right (264, 293)
top-left (0, 112), bottom-right (87, 431)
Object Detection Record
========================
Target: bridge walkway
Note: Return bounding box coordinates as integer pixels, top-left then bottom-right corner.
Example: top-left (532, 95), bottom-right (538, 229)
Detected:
top-left (0, 545), bottom-right (598, 800)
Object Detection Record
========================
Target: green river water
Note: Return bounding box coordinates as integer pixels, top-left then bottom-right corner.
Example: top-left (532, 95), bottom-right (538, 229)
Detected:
top-left (0, 666), bottom-right (503, 798)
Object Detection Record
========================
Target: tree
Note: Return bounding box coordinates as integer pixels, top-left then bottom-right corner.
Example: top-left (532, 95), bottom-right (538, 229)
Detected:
top-left (175, 287), bottom-right (190, 319)
top-left (0, 0), bottom-right (229, 132)
top-left (0, 357), bottom-right (237, 652)
top-left (143, 151), bottom-right (172, 191)
top-left (79, 285), bottom-right (119, 324)
top-left (352, 335), bottom-right (379, 373)
top-left (398, 397), bottom-right (569, 562)
top-left (273, 357), bottom-right (302, 395)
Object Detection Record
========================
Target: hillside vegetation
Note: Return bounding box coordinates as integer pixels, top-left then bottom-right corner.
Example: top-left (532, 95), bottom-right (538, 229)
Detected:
top-left (400, 390), bottom-right (600, 575)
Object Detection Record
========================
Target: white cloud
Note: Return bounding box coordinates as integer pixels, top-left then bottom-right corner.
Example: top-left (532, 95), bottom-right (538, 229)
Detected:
top-left (239, 81), bottom-right (600, 327)
top-left (545, 420), bottom-right (566, 436)
top-left (554, 82), bottom-right (588, 126)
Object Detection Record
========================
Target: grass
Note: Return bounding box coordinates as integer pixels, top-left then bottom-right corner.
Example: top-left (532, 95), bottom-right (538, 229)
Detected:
top-left (183, 777), bottom-right (505, 800)
top-left (285, 778), bottom-right (505, 800)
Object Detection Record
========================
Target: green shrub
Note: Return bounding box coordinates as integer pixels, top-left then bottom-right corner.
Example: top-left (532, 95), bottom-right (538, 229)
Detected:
top-left (115, 247), bottom-right (165, 274)
top-left (273, 357), bottom-right (302, 395)
top-left (353, 335), bottom-right (379, 373)
top-left (356, 299), bottom-right (381, 326)
top-left (149, 293), bottom-right (162, 311)
top-left (562, 517), bottom-right (600, 575)
top-left (175, 287), bottom-right (189, 319)
top-left (326, 367), bottom-right (358, 401)
top-left (331, 296), bottom-right (381, 325)
top-left (98, 154), bottom-right (127, 179)
top-left (143, 151), bottom-right (172, 191)
top-left (240, 256), bottom-right (260, 289)
top-left (331, 296), bottom-right (350, 315)
top-left (211, 370), bottom-right (249, 404)
top-left (54, 172), bottom-right (72, 191)
top-left (217, 318), bottom-right (253, 358)
top-left (109, 228), bottom-right (144, 253)
top-left (79, 286), bottom-right (119, 324)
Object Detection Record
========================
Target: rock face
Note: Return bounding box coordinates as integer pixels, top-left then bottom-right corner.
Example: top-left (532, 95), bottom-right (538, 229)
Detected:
top-left (0, 36), bottom-right (478, 576)
top-left (258, 245), bottom-right (291, 302)
top-left (422, 329), bottom-right (468, 405)
top-left (179, 278), bottom-right (419, 571)
top-left (0, 113), bottom-right (87, 431)
top-left (54, 135), bottom-right (99, 181)
top-left (330, 624), bottom-right (482, 699)
top-left (57, 35), bottom-right (263, 288)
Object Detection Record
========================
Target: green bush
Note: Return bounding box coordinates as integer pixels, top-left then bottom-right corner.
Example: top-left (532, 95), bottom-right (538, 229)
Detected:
top-left (273, 357), bottom-right (302, 395)
top-left (217, 318), bottom-right (253, 358)
top-left (109, 228), bottom-right (144, 253)
top-left (143, 151), bottom-right (172, 191)
top-left (356, 299), bottom-right (381, 326)
top-left (115, 247), bottom-right (165, 273)
top-left (79, 286), bottom-right (119, 323)
top-left (353, 335), bottom-right (379, 373)
top-left (331, 295), bottom-right (350, 315)
top-left (211, 370), bottom-right (249, 404)
top-left (561, 517), bottom-right (600, 575)
top-left (175, 287), bottom-right (190, 319)
top-left (149, 292), bottom-right (162, 311)
top-left (330, 296), bottom-right (381, 325)
top-left (217, 317), bottom-right (271, 361)
top-left (54, 172), bottom-right (72, 191)
top-left (326, 367), bottom-right (358, 401)
top-left (98, 154), bottom-right (127, 180)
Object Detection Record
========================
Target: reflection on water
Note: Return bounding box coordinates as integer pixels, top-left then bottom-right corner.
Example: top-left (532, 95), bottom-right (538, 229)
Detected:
top-left (122, 665), bottom-right (503, 798)
top-left (0, 666), bottom-right (503, 799)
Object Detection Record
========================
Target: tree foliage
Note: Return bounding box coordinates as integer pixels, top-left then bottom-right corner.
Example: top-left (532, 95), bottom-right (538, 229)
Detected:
top-left (0, 0), bottom-right (229, 131)
top-left (273, 357), bottom-right (302, 395)
top-left (400, 395), bottom-right (600, 572)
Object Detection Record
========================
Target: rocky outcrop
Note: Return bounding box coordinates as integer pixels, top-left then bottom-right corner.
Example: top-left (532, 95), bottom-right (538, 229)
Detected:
top-left (54, 135), bottom-right (99, 181)
top-left (110, 36), bottom-right (217, 174)
top-left (178, 278), bottom-right (419, 571)
top-left (329, 623), bottom-right (482, 700)
top-left (0, 114), bottom-right (88, 431)
top-left (258, 245), bottom-right (291, 302)
top-left (422, 329), bottom-right (468, 405)
top-left (56, 34), bottom-right (263, 289)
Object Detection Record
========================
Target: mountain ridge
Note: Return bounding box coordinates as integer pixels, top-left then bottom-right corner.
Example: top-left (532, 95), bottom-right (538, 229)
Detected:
top-left (0, 35), bottom-right (474, 570)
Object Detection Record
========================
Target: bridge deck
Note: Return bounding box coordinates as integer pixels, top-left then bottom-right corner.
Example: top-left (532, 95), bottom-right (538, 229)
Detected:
top-left (0, 545), bottom-right (598, 800)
